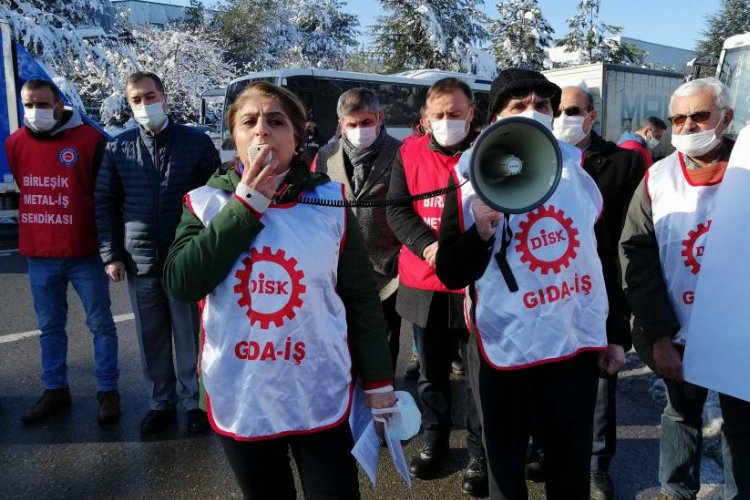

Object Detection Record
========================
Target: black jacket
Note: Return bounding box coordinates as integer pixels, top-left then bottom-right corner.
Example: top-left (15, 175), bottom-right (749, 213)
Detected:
top-left (95, 119), bottom-right (220, 277)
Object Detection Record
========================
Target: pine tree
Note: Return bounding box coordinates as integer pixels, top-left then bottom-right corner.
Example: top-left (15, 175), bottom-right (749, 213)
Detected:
top-left (372, 0), bottom-right (489, 74)
top-left (697, 0), bottom-right (750, 58)
top-left (556, 0), bottom-right (644, 65)
top-left (489, 0), bottom-right (554, 70)
top-left (287, 0), bottom-right (360, 69)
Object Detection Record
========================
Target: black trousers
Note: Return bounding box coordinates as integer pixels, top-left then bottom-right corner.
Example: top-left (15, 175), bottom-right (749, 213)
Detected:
top-left (218, 421), bottom-right (359, 500)
top-left (468, 336), bottom-right (599, 500)
top-left (591, 372), bottom-right (617, 472)
top-left (413, 293), bottom-right (484, 458)
top-left (382, 292), bottom-right (402, 371)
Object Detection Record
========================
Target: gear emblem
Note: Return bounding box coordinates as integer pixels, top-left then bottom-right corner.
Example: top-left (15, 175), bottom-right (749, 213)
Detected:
top-left (233, 246), bottom-right (306, 329)
top-left (681, 220), bottom-right (711, 275)
top-left (514, 205), bottom-right (580, 274)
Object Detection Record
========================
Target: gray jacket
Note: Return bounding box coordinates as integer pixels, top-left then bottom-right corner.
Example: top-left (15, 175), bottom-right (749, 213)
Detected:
top-left (314, 134), bottom-right (402, 299)
top-left (95, 119), bottom-right (220, 277)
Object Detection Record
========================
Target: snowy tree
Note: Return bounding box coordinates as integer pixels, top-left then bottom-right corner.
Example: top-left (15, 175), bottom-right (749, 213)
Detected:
top-left (372, 0), bottom-right (490, 74)
top-left (214, 0), bottom-right (359, 70)
top-left (556, 0), bottom-right (644, 65)
top-left (697, 0), bottom-right (750, 58)
top-left (489, 0), bottom-right (554, 70)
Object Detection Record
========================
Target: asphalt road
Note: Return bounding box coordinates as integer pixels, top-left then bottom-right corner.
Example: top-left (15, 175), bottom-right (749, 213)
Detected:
top-left (0, 231), bottom-right (725, 499)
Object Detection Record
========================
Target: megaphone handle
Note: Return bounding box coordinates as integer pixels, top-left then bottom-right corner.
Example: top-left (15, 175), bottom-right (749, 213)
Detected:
top-left (494, 217), bottom-right (519, 293)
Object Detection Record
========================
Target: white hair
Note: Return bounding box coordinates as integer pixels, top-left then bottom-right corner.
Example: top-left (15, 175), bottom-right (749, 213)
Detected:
top-left (669, 77), bottom-right (731, 115)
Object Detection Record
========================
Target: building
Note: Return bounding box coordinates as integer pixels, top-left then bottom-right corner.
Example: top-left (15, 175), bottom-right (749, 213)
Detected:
top-left (548, 36), bottom-right (696, 72)
top-left (110, 0), bottom-right (190, 28)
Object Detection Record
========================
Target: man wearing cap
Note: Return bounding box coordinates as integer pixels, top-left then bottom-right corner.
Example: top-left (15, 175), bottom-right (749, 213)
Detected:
top-left (436, 68), bottom-right (625, 499)
top-left (618, 116), bottom-right (668, 168)
top-left (553, 83), bottom-right (645, 499)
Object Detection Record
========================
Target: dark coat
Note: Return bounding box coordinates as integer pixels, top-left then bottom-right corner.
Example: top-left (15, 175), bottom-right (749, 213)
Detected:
top-left (314, 134), bottom-right (403, 299)
top-left (95, 119), bottom-right (220, 277)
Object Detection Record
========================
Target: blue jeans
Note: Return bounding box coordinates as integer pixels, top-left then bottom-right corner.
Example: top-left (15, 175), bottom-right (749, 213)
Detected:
top-left (660, 379), bottom-right (750, 499)
top-left (27, 255), bottom-right (119, 391)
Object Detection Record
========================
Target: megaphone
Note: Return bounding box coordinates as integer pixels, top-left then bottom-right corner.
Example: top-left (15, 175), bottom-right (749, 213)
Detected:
top-left (467, 116), bottom-right (562, 214)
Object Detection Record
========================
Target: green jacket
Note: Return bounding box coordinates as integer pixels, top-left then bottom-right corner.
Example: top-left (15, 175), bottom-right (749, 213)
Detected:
top-left (164, 163), bottom-right (394, 399)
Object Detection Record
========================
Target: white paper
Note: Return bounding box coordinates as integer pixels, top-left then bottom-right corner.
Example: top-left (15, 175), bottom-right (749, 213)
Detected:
top-left (351, 420), bottom-right (381, 486)
top-left (684, 125), bottom-right (750, 402)
top-left (348, 381), bottom-right (371, 442)
top-left (383, 418), bottom-right (412, 486)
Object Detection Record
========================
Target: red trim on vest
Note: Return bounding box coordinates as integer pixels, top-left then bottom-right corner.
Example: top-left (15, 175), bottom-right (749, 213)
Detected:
top-left (678, 153), bottom-right (725, 187)
top-left (619, 140), bottom-right (653, 168)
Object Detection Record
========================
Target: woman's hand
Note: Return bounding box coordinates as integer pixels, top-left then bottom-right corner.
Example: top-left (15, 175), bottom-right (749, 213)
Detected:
top-left (240, 144), bottom-right (278, 199)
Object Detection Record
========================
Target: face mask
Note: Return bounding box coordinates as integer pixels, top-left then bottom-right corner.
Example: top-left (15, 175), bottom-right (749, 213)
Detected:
top-left (371, 391), bottom-right (421, 441)
top-left (431, 118), bottom-right (469, 147)
top-left (25, 108), bottom-right (57, 132)
top-left (671, 128), bottom-right (722, 158)
top-left (132, 101), bottom-right (167, 130)
top-left (553, 114), bottom-right (588, 145)
top-left (345, 125), bottom-right (378, 149)
top-left (499, 109), bottom-right (553, 132)
top-left (646, 133), bottom-right (661, 149)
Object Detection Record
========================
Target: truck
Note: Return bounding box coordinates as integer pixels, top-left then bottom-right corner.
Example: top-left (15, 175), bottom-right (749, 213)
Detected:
top-left (543, 63), bottom-right (684, 157)
top-left (716, 31), bottom-right (750, 138)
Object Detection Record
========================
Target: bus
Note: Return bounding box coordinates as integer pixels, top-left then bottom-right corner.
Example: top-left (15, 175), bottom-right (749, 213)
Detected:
top-left (218, 68), bottom-right (492, 161)
top-left (716, 32), bottom-right (750, 139)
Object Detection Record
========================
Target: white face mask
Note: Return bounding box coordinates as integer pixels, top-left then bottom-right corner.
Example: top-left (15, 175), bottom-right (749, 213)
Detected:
top-left (431, 118), bottom-right (469, 147)
top-left (25, 108), bottom-right (58, 132)
top-left (671, 128), bottom-right (722, 158)
top-left (345, 125), bottom-right (379, 149)
top-left (499, 109), bottom-right (553, 132)
top-left (553, 114), bottom-right (588, 145)
top-left (646, 134), bottom-right (661, 149)
top-left (132, 101), bottom-right (167, 130)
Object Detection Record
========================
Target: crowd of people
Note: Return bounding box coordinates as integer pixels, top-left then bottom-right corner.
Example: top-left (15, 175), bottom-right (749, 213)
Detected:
top-left (5, 67), bottom-right (749, 500)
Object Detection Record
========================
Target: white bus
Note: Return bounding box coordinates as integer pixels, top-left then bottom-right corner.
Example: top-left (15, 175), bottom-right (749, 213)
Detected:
top-left (717, 32), bottom-right (750, 138)
top-left (217, 68), bottom-right (492, 161)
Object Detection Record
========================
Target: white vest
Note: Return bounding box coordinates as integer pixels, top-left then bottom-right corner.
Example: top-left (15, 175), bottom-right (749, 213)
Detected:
top-left (646, 152), bottom-right (721, 343)
top-left (187, 182), bottom-right (353, 440)
top-left (459, 141), bottom-right (608, 368)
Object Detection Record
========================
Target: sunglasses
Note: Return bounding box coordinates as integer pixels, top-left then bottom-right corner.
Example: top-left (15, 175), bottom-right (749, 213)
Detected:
top-left (668, 109), bottom-right (722, 126)
top-left (559, 105), bottom-right (590, 116)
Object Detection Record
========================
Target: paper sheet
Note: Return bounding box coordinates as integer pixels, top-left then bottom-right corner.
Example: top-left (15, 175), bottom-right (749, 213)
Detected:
top-left (351, 420), bottom-right (381, 486)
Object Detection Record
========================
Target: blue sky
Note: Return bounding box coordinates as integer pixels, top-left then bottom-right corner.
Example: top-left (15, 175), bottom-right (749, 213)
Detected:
top-left (344, 0), bottom-right (721, 51)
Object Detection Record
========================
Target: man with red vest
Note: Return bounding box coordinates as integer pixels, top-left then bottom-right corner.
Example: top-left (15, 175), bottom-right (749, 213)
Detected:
top-left (5, 79), bottom-right (119, 425)
top-left (387, 77), bottom-right (487, 497)
top-left (617, 116), bottom-right (668, 169)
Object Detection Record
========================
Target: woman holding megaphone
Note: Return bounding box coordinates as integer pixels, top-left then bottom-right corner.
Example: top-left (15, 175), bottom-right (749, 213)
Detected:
top-left (163, 82), bottom-right (395, 499)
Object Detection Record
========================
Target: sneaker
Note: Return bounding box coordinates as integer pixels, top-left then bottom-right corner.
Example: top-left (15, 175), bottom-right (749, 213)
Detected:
top-left (461, 456), bottom-right (489, 497)
top-left (590, 470), bottom-right (613, 500)
top-left (97, 390), bottom-right (121, 425)
top-left (21, 387), bottom-right (72, 424)
top-left (186, 409), bottom-right (210, 434)
top-left (140, 409), bottom-right (177, 435)
top-left (404, 353), bottom-right (420, 380)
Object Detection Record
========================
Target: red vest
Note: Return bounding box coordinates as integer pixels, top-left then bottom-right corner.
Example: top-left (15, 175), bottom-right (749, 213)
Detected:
top-left (6, 124), bottom-right (102, 258)
top-left (619, 139), bottom-right (653, 168)
top-left (398, 134), bottom-right (462, 293)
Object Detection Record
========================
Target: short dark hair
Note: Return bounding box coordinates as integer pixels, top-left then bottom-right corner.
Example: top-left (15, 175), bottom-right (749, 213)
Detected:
top-left (21, 79), bottom-right (62, 101)
top-left (583, 91), bottom-right (594, 111)
top-left (126, 71), bottom-right (165, 94)
top-left (640, 116), bottom-right (668, 131)
top-left (427, 77), bottom-right (474, 104)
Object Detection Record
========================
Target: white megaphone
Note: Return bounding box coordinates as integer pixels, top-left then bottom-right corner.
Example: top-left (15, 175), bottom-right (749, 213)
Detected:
top-left (467, 116), bottom-right (562, 214)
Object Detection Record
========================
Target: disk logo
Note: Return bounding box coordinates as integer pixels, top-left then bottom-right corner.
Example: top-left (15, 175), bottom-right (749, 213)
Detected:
top-left (681, 220), bottom-right (711, 275)
top-left (514, 205), bottom-right (580, 274)
top-left (233, 246), bottom-right (306, 329)
top-left (58, 147), bottom-right (79, 167)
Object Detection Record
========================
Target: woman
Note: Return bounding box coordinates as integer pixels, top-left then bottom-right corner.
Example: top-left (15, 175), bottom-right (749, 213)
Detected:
top-left (164, 82), bottom-right (395, 499)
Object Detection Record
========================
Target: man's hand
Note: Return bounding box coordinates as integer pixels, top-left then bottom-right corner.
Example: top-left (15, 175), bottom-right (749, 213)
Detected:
top-left (471, 198), bottom-right (503, 241)
top-left (652, 337), bottom-right (683, 382)
top-left (597, 343), bottom-right (626, 375)
top-left (366, 390), bottom-right (397, 437)
top-left (105, 261), bottom-right (126, 282)
top-left (422, 241), bottom-right (438, 267)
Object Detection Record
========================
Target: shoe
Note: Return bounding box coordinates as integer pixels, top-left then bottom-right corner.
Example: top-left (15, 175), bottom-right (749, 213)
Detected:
top-left (21, 387), bottom-right (72, 424)
top-left (186, 409), bottom-right (210, 434)
top-left (97, 390), bottom-right (121, 425)
top-left (140, 409), bottom-right (176, 435)
top-left (409, 441), bottom-right (449, 479)
top-left (461, 456), bottom-right (489, 497)
top-left (404, 353), bottom-right (420, 380)
top-left (525, 458), bottom-right (545, 482)
top-left (451, 356), bottom-right (465, 376)
top-left (590, 470), bottom-right (613, 500)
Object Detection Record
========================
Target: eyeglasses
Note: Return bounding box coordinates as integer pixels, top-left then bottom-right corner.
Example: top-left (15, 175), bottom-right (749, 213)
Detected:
top-left (560, 106), bottom-right (589, 116)
top-left (668, 109), bottom-right (723, 126)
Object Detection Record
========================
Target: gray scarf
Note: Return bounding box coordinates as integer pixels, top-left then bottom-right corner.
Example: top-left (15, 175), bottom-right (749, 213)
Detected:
top-left (342, 127), bottom-right (387, 194)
